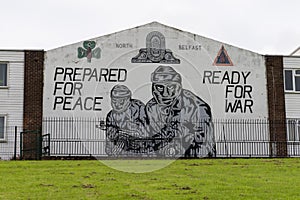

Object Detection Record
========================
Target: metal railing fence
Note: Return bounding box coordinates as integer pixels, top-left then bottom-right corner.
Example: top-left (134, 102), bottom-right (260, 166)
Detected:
top-left (1, 118), bottom-right (300, 159)
top-left (41, 118), bottom-right (299, 158)
top-left (0, 126), bottom-right (20, 160)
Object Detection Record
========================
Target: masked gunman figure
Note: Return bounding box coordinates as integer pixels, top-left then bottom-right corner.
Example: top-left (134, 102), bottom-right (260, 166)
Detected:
top-left (145, 65), bottom-right (216, 157)
top-left (104, 85), bottom-right (148, 156)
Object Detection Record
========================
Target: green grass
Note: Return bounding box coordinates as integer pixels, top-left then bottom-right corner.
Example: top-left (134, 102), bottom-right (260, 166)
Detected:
top-left (1, 159), bottom-right (300, 199)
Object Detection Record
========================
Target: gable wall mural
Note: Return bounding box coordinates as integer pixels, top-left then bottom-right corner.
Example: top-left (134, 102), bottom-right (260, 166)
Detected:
top-left (43, 23), bottom-right (268, 157)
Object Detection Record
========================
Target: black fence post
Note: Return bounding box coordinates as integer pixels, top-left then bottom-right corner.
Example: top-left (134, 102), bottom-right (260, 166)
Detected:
top-left (13, 126), bottom-right (17, 160)
top-left (37, 129), bottom-right (42, 160)
top-left (47, 133), bottom-right (50, 156)
top-left (20, 132), bottom-right (23, 160)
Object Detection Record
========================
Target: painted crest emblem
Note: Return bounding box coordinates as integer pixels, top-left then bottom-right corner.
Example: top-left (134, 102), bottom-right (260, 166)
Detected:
top-left (132, 31), bottom-right (180, 64)
top-left (213, 45), bottom-right (233, 66)
top-left (78, 41), bottom-right (101, 63)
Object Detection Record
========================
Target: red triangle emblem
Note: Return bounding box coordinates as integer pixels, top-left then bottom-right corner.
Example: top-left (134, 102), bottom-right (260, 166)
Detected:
top-left (213, 45), bottom-right (233, 66)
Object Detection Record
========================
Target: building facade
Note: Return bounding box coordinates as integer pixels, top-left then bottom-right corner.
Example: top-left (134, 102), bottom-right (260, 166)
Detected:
top-left (0, 22), bottom-right (296, 159)
top-left (283, 53), bottom-right (300, 154)
top-left (42, 22), bottom-right (287, 158)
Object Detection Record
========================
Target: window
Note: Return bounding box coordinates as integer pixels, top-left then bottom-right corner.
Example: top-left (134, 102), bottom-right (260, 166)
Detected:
top-left (0, 116), bottom-right (5, 140)
top-left (287, 119), bottom-right (300, 141)
top-left (0, 63), bottom-right (8, 87)
top-left (284, 69), bottom-right (300, 92)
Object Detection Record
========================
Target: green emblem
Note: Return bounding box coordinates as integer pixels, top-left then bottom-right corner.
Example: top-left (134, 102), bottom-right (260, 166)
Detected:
top-left (78, 41), bottom-right (101, 63)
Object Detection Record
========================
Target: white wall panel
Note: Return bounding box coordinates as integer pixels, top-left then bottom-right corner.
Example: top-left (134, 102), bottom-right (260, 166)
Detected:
top-left (0, 50), bottom-right (24, 159)
top-left (284, 57), bottom-right (300, 119)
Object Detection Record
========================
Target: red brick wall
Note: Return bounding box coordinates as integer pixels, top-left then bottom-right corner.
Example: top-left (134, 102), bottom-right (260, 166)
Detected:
top-left (265, 55), bottom-right (287, 157)
top-left (22, 50), bottom-right (44, 159)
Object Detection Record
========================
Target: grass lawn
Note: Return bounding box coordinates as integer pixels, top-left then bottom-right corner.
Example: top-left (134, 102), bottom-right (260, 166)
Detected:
top-left (0, 158), bottom-right (300, 199)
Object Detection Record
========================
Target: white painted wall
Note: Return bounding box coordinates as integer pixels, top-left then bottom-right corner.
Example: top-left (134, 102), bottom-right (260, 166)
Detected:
top-left (0, 50), bottom-right (24, 160)
top-left (44, 22), bottom-right (268, 119)
top-left (43, 22), bottom-right (269, 156)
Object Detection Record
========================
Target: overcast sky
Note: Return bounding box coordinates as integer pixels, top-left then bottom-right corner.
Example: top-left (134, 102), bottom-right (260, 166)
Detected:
top-left (1, 0), bottom-right (299, 55)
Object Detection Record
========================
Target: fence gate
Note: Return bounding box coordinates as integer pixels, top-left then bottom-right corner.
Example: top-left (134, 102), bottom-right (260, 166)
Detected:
top-left (42, 133), bottom-right (50, 157)
top-left (20, 130), bottom-right (50, 160)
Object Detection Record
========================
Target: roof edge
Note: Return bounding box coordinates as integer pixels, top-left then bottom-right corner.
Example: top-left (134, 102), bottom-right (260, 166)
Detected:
top-left (0, 49), bottom-right (44, 52)
top-left (290, 46), bottom-right (300, 56)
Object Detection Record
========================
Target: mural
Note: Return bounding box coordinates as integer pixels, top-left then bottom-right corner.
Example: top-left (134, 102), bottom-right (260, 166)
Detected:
top-left (43, 23), bottom-right (269, 159)
top-left (131, 31), bottom-right (180, 64)
top-left (102, 66), bottom-right (216, 158)
top-left (78, 41), bottom-right (101, 63)
top-left (102, 85), bottom-right (148, 156)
